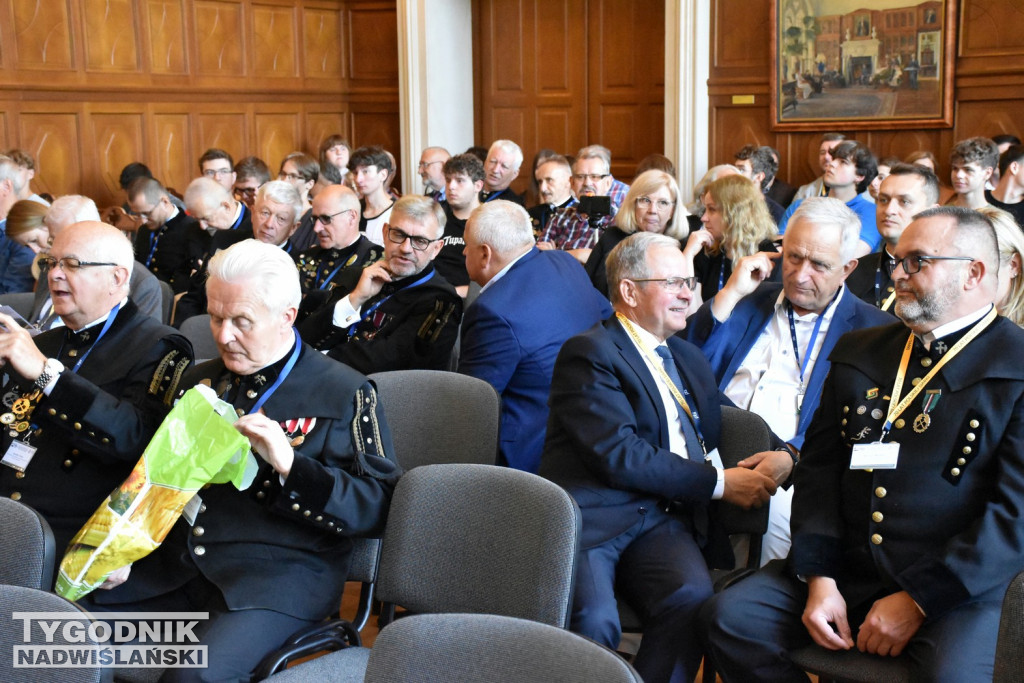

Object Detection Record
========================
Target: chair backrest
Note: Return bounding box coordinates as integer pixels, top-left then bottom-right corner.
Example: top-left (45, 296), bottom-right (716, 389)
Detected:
top-left (717, 406), bottom-right (774, 566)
top-left (179, 314), bottom-right (218, 361)
top-left (0, 585), bottom-right (103, 682)
top-left (157, 279), bottom-right (174, 325)
top-left (364, 613), bottom-right (642, 683)
top-left (0, 291), bottom-right (36, 320)
top-left (376, 463), bottom-right (580, 628)
top-left (368, 370), bottom-right (499, 470)
top-left (0, 498), bottom-right (56, 590)
top-left (995, 570), bottom-right (1024, 683)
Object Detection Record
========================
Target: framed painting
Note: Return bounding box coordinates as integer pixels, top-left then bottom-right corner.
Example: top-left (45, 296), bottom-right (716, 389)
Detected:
top-left (770, 0), bottom-right (956, 131)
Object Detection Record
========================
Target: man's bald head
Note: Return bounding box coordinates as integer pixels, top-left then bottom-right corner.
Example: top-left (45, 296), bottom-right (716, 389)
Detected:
top-left (47, 221), bottom-right (134, 329)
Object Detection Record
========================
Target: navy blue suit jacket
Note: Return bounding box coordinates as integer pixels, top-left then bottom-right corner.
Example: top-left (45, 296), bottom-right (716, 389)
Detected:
top-left (540, 316), bottom-right (746, 552)
top-left (459, 248), bottom-right (611, 473)
top-left (685, 283), bottom-right (891, 448)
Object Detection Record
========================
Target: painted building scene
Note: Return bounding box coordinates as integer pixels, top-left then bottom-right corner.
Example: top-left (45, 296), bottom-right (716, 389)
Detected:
top-left (777, 0), bottom-right (944, 121)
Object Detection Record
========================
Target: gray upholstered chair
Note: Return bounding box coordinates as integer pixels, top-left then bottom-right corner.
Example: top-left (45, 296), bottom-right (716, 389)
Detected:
top-left (367, 370), bottom-right (500, 470)
top-left (263, 463), bottom-right (581, 682)
top-left (0, 291), bottom-right (36, 321)
top-left (178, 314), bottom-right (218, 361)
top-left (995, 569), bottom-right (1024, 683)
top-left (364, 613), bottom-right (642, 683)
top-left (0, 498), bottom-right (56, 590)
top-left (157, 279), bottom-right (174, 325)
top-left (0, 585), bottom-right (104, 682)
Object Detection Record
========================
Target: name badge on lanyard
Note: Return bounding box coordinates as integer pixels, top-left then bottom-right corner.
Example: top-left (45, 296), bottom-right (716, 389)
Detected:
top-left (1, 441), bottom-right (38, 472)
top-left (850, 441), bottom-right (899, 470)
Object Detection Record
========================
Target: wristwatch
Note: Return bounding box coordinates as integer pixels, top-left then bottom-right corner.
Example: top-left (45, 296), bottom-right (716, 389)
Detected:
top-left (35, 358), bottom-right (65, 390)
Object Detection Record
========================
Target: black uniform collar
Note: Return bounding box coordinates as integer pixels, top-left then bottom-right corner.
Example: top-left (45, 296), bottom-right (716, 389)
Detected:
top-left (217, 337), bottom-right (302, 412)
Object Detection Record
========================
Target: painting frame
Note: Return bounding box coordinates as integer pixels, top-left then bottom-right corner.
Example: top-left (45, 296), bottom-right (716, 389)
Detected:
top-left (770, 0), bottom-right (956, 132)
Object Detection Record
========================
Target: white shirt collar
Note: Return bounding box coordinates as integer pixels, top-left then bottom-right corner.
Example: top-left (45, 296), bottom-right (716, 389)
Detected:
top-left (480, 248), bottom-right (533, 294)
top-left (920, 304), bottom-right (993, 346)
top-left (774, 284), bottom-right (845, 322)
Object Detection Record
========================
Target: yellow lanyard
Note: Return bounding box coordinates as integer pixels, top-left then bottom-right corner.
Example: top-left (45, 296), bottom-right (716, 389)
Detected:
top-left (881, 291), bottom-right (896, 311)
top-left (616, 313), bottom-right (705, 453)
top-left (881, 307), bottom-right (997, 439)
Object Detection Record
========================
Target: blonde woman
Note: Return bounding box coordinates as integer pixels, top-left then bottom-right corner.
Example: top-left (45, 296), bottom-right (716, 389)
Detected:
top-left (683, 175), bottom-right (779, 304)
top-left (978, 206), bottom-right (1024, 327)
top-left (584, 170), bottom-right (688, 297)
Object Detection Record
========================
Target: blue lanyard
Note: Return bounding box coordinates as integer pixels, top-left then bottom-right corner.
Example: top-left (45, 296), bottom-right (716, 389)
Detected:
top-left (873, 251), bottom-right (892, 308)
top-left (786, 290), bottom-right (839, 385)
top-left (67, 302), bottom-right (122, 373)
top-left (248, 330), bottom-right (302, 414)
top-left (230, 207), bottom-right (244, 230)
top-left (145, 227), bottom-right (164, 267)
top-left (347, 270), bottom-right (435, 338)
top-left (483, 189), bottom-right (506, 203)
top-left (317, 256), bottom-right (350, 290)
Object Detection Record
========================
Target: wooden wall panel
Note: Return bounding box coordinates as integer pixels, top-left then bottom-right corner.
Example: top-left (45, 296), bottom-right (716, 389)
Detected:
top-left (90, 111), bottom-right (146, 198)
top-left (0, 1), bottom-right (400, 205)
top-left (146, 0), bottom-right (189, 74)
top-left (194, 0), bottom-right (246, 77)
top-left (11, 0), bottom-right (74, 70)
top-left (709, 0), bottom-right (1024, 190)
top-left (18, 112), bottom-right (81, 199)
top-left (303, 6), bottom-right (344, 78)
top-left (252, 3), bottom-right (298, 78)
top-left (82, 0), bottom-right (141, 73)
top-left (347, 3), bottom-right (398, 82)
top-left (152, 111), bottom-right (193, 193)
top-left (475, 0), bottom-right (661, 194)
top-left (254, 112), bottom-right (301, 169)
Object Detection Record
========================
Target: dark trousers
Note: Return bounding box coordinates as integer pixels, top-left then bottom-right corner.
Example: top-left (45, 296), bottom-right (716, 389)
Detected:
top-left (573, 508), bottom-right (712, 683)
top-left (87, 573), bottom-right (314, 683)
top-left (699, 560), bottom-right (1001, 683)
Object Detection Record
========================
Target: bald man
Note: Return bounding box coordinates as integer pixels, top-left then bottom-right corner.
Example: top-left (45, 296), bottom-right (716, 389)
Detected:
top-left (0, 221), bottom-right (193, 566)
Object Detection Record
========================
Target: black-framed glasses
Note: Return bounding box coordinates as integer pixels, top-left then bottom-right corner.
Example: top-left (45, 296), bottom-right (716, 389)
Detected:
top-left (631, 276), bottom-right (697, 293)
top-left (573, 173), bottom-right (609, 183)
top-left (887, 255), bottom-right (974, 275)
top-left (39, 257), bottom-right (118, 272)
top-left (202, 168), bottom-right (233, 178)
top-left (385, 225), bottom-right (442, 251)
top-left (312, 209), bottom-right (354, 225)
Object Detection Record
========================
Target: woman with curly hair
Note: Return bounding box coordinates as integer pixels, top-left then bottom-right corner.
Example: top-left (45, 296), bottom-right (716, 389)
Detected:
top-left (683, 174), bottom-right (779, 305)
top-left (979, 206), bottom-right (1024, 327)
top-left (584, 170), bottom-right (689, 297)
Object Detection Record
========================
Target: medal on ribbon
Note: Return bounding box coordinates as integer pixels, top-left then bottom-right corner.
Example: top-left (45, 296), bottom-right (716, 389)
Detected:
top-left (913, 389), bottom-right (941, 434)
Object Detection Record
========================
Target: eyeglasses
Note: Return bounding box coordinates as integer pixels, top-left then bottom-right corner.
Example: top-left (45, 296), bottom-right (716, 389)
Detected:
top-left (417, 160), bottom-right (443, 169)
top-left (202, 168), bottom-right (233, 178)
top-left (312, 209), bottom-right (354, 225)
top-left (887, 255), bottom-right (975, 275)
top-left (573, 173), bottom-right (609, 183)
top-left (631, 276), bottom-right (697, 293)
top-left (39, 257), bottom-right (118, 272)
top-left (386, 225), bottom-right (442, 251)
top-left (636, 196), bottom-right (674, 212)
top-left (278, 172), bottom-right (307, 182)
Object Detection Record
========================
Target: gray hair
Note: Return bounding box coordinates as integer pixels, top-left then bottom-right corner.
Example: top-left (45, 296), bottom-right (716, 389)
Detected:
top-left (391, 194), bottom-right (446, 239)
top-left (689, 164), bottom-right (741, 215)
top-left (488, 140), bottom-right (523, 170)
top-left (916, 205), bottom-right (999, 275)
top-left (206, 239), bottom-right (301, 312)
top-left (606, 232), bottom-right (680, 306)
top-left (468, 200), bottom-right (535, 256)
top-left (0, 156), bottom-right (25, 194)
top-left (184, 177), bottom-right (231, 213)
top-left (787, 197), bottom-right (862, 263)
top-left (576, 145), bottom-right (612, 172)
top-left (46, 195), bottom-right (101, 234)
top-left (256, 180), bottom-right (302, 223)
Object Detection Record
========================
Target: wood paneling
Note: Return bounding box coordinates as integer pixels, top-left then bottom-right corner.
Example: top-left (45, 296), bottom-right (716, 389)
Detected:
top-left (82, 0), bottom-right (141, 73)
top-left (709, 0), bottom-right (1024, 190)
top-left (475, 0), bottom-right (655, 194)
top-left (0, 1), bottom-right (400, 205)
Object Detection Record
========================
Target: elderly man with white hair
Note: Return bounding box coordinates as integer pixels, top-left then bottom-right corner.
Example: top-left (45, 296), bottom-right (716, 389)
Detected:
top-left (0, 220), bottom-right (192, 565)
top-left (28, 195), bottom-right (163, 328)
top-left (480, 139), bottom-right (526, 206)
top-left (95, 238), bottom-right (400, 682)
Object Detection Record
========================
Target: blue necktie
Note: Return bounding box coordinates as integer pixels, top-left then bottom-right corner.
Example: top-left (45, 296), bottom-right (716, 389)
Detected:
top-left (654, 346), bottom-right (704, 460)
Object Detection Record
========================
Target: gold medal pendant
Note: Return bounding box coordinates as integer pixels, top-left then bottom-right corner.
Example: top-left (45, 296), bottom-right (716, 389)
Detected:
top-left (14, 421), bottom-right (30, 433)
top-left (11, 398), bottom-right (31, 415)
top-left (912, 413), bottom-right (931, 433)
